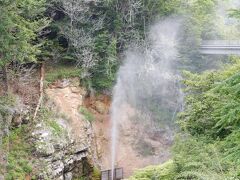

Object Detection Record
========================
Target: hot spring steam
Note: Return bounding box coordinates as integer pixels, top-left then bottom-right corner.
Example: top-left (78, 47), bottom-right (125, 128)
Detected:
top-left (110, 18), bottom-right (183, 178)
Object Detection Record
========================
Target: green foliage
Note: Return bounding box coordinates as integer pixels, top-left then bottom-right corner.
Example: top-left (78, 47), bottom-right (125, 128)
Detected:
top-left (74, 176), bottom-right (89, 180)
top-left (45, 65), bottom-right (81, 84)
top-left (0, 94), bottom-right (16, 116)
top-left (0, 94), bottom-right (15, 107)
top-left (49, 0), bottom-right (181, 91)
top-left (179, 59), bottom-right (240, 137)
top-left (79, 107), bottom-right (95, 123)
top-left (129, 160), bottom-right (175, 180)
top-left (92, 167), bottom-right (101, 180)
top-left (229, 9), bottom-right (240, 20)
top-left (173, 136), bottom-right (229, 180)
top-left (220, 130), bottom-right (240, 163)
top-left (0, 0), bottom-right (49, 67)
top-left (46, 120), bottom-right (63, 136)
top-left (1, 126), bottom-right (33, 180)
top-left (38, 108), bottom-right (65, 136)
top-left (178, 0), bottom-right (224, 72)
top-left (172, 59), bottom-right (240, 178)
top-left (91, 35), bottom-right (118, 90)
top-left (130, 57), bottom-right (240, 179)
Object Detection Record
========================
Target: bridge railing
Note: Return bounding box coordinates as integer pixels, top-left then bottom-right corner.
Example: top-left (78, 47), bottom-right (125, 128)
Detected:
top-left (201, 40), bottom-right (240, 46)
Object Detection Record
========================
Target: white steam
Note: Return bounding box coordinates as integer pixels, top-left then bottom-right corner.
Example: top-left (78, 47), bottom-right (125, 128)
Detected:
top-left (110, 17), bottom-right (183, 178)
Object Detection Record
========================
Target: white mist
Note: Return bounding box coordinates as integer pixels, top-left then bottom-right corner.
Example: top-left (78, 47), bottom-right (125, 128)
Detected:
top-left (110, 18), bottom-right (183, 178)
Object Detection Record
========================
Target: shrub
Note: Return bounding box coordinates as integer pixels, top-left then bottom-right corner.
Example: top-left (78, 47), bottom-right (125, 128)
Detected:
top-left (45, 65), bottom-right (81, 84)
top-left (1, 126), bottom-right (33, 179)
top-left (129, 160), bottom-right (175, 180)
top-left (92, 167), bottom-right (101, 180)
top-left (47, 120), bottom-right (63, 136)
top-left (79, 107), bottom-right (95, 123)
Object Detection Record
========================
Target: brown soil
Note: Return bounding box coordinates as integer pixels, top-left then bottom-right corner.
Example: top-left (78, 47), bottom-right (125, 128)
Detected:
top-left (107, 104), bottom-right (172, 177)
top-left (84, 97), bottom-right (172, 178)
top-left (82, 95), bottom-right (112, 169)
top-left (0, 66), bottom-right (40, 107)
top-left (46, 83), bottom-right (172, 178)
top-left (45, 85), bottom-right (89, 145)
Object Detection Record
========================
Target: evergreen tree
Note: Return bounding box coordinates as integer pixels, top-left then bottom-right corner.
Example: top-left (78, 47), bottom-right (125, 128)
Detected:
top-left (0, 0), bottom-right (48, 92)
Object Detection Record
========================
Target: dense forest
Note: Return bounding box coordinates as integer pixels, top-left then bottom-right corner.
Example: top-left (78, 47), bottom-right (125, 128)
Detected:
top-left (0, 0), bottom-right (240, 179)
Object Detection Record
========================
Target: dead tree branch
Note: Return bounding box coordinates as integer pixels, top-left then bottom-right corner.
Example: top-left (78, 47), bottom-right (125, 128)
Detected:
top-left (33, 63), bottom-right (45, 120)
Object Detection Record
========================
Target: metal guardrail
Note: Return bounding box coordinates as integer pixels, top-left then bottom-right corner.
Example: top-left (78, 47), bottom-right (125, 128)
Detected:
top-left (200, 40), bottom-right (240, 55)
top-left (201, 40), bottom-right (240, 46)
top-left (101, 168), bottom-right (123, 180)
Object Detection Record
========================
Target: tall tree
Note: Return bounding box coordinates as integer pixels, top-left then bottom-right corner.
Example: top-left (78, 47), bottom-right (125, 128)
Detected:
top-left (0, 0), bottom-right (48, 93)
top-left (50, 0), bottom-right (180, 91)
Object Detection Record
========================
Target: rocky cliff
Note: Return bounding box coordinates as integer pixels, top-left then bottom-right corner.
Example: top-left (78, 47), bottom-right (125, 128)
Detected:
top-left (0, 74), bottom-right (96, 179)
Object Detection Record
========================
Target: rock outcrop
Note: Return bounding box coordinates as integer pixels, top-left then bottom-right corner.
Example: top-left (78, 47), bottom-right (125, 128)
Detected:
top-left (1, 78), bottom-right (96, 179)
top-left (32, 118), bottom-right (93, 179)
top-left (33, 78), bottom-right (95, 179)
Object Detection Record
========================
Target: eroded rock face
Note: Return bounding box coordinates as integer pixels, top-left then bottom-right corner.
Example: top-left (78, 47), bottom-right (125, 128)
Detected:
top-left (31, 78), bottom-right (98, 179)
top-left (95, 101), bottom-right (108, 114)
top-left (0, 101), bottom-right (30, 129)
top-left (32, 118), bottom-right (92, 179)
top-left (0, 101), bottom-right (30, 144)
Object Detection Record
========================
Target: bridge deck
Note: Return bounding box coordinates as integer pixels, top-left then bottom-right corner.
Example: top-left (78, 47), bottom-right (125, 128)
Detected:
top-left (200, 40), bottom-right (240, 55)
